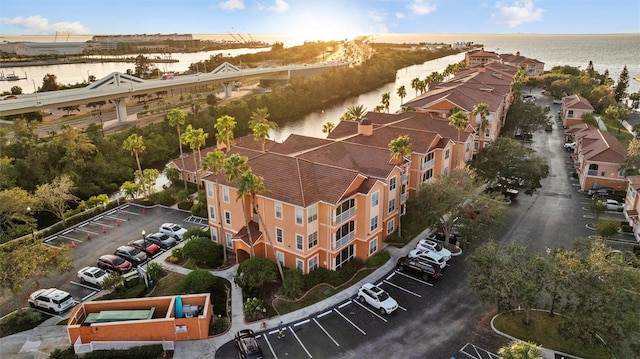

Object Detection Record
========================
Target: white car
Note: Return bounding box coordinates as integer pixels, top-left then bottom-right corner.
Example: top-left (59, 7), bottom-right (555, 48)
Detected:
top-left (408, 249), bottom-right (447, 269)
top-left (416, 238), bottom-right (452, 261)
top-left (605, 199), bottom-right (624, 212)
top-left (564, 142), bottom-right (576, 151)
top-left (159, 223), bottom-right (187, 241)
top-left (28, 288), bottom-right (76, 314)
top-left (357, 283), bottom-right (398, 314)
top-left (77, 266), bottom-right (109, 287)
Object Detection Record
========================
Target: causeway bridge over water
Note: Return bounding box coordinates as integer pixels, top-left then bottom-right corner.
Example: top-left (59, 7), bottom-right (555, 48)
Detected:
top-left (0, 61), bottom-right (347, 122)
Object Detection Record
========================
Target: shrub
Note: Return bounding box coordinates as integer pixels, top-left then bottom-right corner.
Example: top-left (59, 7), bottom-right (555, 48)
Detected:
top-left (304, 259), bottom-right (365, 290)
top-left (365, 250), bottom-right (390, 268)
top-left (236, 257), bottom-right (278, 297)
top-left (171, 246), bottom-right (183, 260)
top-left (282, 268), bottom-right (304, 299)
top-left (177, 201), bottom-right (193, 210)
top-left (177, 269), bottom-right (217, 294)
top-left (147, 262), bottom-right (166, 283)
top-left (148, 189), bottom-right (177, 206)
top-left (184, 227), bottom-right (210, 241)
top-left (243, 297), bottom-right (268, 319)
top-left (181, 237), bottom-right (223, 267)
top-left (211, 316), bottom-right (228, 335)
top-left (190, 201), bottom-right (208, 218)
top-left (50, 347), bottom-right (76, 359)
top-left (83, 344), bottom-right (164, 359)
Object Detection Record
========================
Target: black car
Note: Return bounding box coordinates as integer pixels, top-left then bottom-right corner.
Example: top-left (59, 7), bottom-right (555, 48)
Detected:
top-left (397, 256), bottom-right (441, 280)
top-left (145, 232), bottom-right (177, 249)
top-left (114, 245), bottom-right (147, 266)
top-left (235, 329), bottom-right (263, 359)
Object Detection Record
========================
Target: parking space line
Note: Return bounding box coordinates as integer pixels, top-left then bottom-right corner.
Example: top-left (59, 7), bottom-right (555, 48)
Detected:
top-left (44, 236), bottom-right (57, 244)
top-left (74, 228), bottom-right (99, 235)
top-left (334, 307), bottom-right (366, 335)
top-left (352, 299), bottom-right (388, 323)
top-left (382, 279), bottom-right (422, 298)
top-left (288, 325), bottom-right (312, 358)
top-left (386, 272), bottom-right (396, 280)
top-left (43, 242), bottom-right (60, 248)
top-left (294, 319), bottom-right (310, 327)
top-left (70, 281), bottom-right (99, 291)
top-left (317, 309), bottom-right (332, 318)
top-left (312, 318), bottom-right (339, 347)
top-left (394, 271), bottom-right (434, 287)
top-left (338, 301), bottom-right (351, 309)
top-left (119, 209), bottom-right (140, 216)
top-left (58, 234), bottom-right (78, 241)
top-left (106, 215), bottom-right (129, 221)
top-left (92, 220), bottom-right (113, 228)
top-left (263, 333), bottom-right (278, 359)
top-left (398, 305), bottom-right (407, 312)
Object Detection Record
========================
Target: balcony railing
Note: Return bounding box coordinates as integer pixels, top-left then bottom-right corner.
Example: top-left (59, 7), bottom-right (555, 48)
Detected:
top-left (334, 231), bottom-right (355, 250)
top-left (401, 173), bottom-right (408, 184)
top-left (587, 170), bottom-right (598, 176)
top-left (400, 193), bottom-right (407, 203)
top-left (334, 207), bottom-right (355, 225)
top-left (421, 159), bottom-right (434, 170)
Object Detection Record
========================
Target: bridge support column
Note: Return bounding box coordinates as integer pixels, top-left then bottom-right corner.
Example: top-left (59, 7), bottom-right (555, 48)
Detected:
top-left (113, 98), bottom-right (129, 123)
top-left (222, 82), bottom-right (233, 98)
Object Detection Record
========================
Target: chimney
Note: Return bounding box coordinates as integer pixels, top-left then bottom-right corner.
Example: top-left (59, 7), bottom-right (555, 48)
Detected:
top-left (516, 51), bottom-right (520, 56)
top-left (358, 118), bottom-right (373, 136)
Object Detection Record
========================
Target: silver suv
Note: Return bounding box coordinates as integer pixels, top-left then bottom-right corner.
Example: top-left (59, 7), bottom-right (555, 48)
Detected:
top-left (28, 288), bottom-right (76, 314)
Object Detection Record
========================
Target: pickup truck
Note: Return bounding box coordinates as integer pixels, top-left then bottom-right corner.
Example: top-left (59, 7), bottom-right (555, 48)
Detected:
top-left (396, 256), bottom-right (441, 280)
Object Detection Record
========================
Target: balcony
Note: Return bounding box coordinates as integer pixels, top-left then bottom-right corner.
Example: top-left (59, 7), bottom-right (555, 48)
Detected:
top-left (421, 159), bottom-right (434, 170)
top-left (334, 207), bottom-right (355, 225)
top-left (400, 193), bottom-right (407, 203)
top-left (334, 231), bottom-right (355, 250)
top-left (401, 173), bottom-right (408, 184)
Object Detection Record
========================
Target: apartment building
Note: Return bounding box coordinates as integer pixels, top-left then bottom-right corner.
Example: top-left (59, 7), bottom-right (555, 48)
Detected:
top-left (499, 52), bottom-right (545, 76)
top-left (624, 176), bottom-right (640, 242)
top-left (560, 94), bottom-right (595, 128)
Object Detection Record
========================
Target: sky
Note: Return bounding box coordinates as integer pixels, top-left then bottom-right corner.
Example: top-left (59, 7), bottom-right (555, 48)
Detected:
top-left (1, 0), bottom-right (638, 42)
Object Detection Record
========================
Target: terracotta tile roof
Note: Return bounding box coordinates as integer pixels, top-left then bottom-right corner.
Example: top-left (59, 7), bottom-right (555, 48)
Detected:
top-left (628, 175), bottom-right (640, 190)
top-left (562, 94), bottom-right (594, 111)
top-left (167, 146), bottom-right (218, 173)
top-left (626, 209), bottom-right (639, 217)
top-left (234, 135), bottom-right (278, 152)
top-left (576, 127), bottom-right (626, 163)
top-left (467, 49), bottom-right (500, 59)
top-left (233, 221), bottom-right (262, 245)
top-left (499, 53), bottom-right (544, 66)
top-left (297, 141), bottom-right (396, 179)
top-left (270, 134), bottom-right (333, 155)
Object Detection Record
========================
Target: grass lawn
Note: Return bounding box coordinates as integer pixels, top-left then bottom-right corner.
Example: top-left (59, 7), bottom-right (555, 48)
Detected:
top-left (149, 272), bottom-right (186, 297)
top-left (493, 310), bottom-right (611, 359)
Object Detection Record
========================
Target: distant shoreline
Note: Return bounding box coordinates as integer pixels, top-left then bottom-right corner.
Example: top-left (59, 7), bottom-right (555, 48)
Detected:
top-left (0, 57), bottom-right (179, 69)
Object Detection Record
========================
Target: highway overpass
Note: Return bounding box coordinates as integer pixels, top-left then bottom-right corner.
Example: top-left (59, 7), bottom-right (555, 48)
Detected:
top-left (0, 61), bottom-right (347, 121)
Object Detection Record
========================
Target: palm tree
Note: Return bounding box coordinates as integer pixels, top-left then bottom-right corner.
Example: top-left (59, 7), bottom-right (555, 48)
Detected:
top-left (167, 109), bottom-right (188, 189)
top-left (341, 104), bottom-right (367, 121)
top-left (396, 85), bottom-right (407, 106)
top-left (374, 104), bottom-right (385, 112)
top-left (411, 77), bottom-right (421, 97)
top-left (388, 135), bottom-right (411, 237)
top-left (237, 169), bottom-right (285, 281)
top-left (248, 107), bottom-right (278, 151)
top-left (322, 122), bottom-right (335, 135)
top-left (472, 102), bottom-right (490, 149)
top-left (381, 92), bottom-right (391, 113)
top-left (448, 110), bottom-right (469, 142)
top-left (214, 115), bottom-right (236, 150)
top-left (122, 133), bottom-right (146, 196)
top-left (181, 125), bottom-right (208, 189)
top-left (201, 149), bottom-right (228, 263)
top-left (222, 154), bottom-right (252, 256)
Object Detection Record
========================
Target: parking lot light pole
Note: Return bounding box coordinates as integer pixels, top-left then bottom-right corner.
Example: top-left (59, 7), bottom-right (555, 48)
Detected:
top-left (142, 230), bottom-right (149, 287)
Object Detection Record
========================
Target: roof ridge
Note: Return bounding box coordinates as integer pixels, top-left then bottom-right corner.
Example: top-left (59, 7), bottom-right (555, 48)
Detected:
top-left (294, 158), bottom-right (306, 207)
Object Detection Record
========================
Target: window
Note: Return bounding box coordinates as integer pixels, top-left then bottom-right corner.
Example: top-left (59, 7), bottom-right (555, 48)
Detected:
top-left (224, 211), bottom-right (231, 225)
top-left (223, 187), bottom-right (230, 203)
top-left (335, 244), bottom-right (354, 270)
top-left (422, 169), bottom-right (433, 182)
top-left (369, 237), bottom-right (378, 255)
top-left (207, 183), bottom-right (213, 197)
top-left (295, 208), bottom-right (303, 225)
top-left (445, 149), bottom-right (450, 159)
top-left (308, 231), bottom-right (318, 248)
top-left (308, 256), bottom-right (318, 272)
top-left (568, 110), bottom-right (574, 118)
top-left (466, 142), bottom-right (470, 152)
top-left (474, 142), bottom-right (479, 151)
top-left (275, 203), bottom-right (283, 219)
top-left (226, 233), bottom-right (233, 248)
top-left (307, 205), bottom-right (317, 223)
top-left (484, 128), bottom-right (491, 138)
top-left (426, 152), bottom-right (434, 161)
top-left (370, 215), bottom-right (378, 232)
top-left (336, 199), bottom-right (355, 216)
top-left (296, 259), bottom-right (304, 272)
top-left (388, 198), bottom-right (396, 212)
top-left (443, 167), bottom-right (449, 176)
top-left (276, 252), bottom-right (285, 266)
top-left (336, 221), bottom-right (355, 240)
top-left (211, 228), bottom-right (218, 243)
top-left (389, 177), bottom-right (396, 191)
top-left (296, 234), bottom-right (303, 250)
top-left (387, 219), bottom-right (395, 235)
top-left (276, 227), bottom-right (283, 243)
top-left (209, 206), bottom-right (216, 220)
top-left (371, 191), bottom-right (379, 207)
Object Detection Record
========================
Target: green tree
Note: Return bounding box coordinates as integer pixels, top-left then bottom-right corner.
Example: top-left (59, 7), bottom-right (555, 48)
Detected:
top-left (40, 73), bottom-right (58, 92)
top-left (322, 121), bottom-right (335, 135)
top-left (614, 65), bottom-right (629, 103)
top-left (133, 54), bottom-right (152, 78)
top-left (121, 181), bottom-right (142, 200)
top-left (248, 107), bottom-right (278, 151)
top-left (388, 135), bottom-right (411, 165)
top-left (497, 341), bottom-right (543, 359)
top-left (214, 115), bottom-right (236, 150)
top-left (10, 86), bottom-right (22, 95)
top-left (141, 168), bottom-right (159, 196)
top-left (179, 269), bottom-right (217, 294)
top-left (341, 104), bottom-right (367, 121)
top-left (381, 92), bottom-right (391, 113)
top-left (587, 198), bottom-right (607, 222)
top-left (282, 268), bottom-right (304, 299)
top-left (472, 102), bottom-right (490, 148)
top-left (201, 149), bottom-right (228, 263)
top-left (396, 85), bottom-right (407, 106)
top-left (235, 257), bottom-right (278, 297)
top-left (469, 241), bottom-right (547, 324)
top-left (166, 109), bottom-right (188, 189)
top-left (595, 217), bottom-right (620, 239)
top-left (448, 109), bottom-right (469, 142)
top-left (604, 103), bottom-right (629, 134)
top-left (34, 175), bottom-right (78, 224)
top-left (470, 137), bottom-right (550, 195)
top-left (182, 236), bottom-right (223, 267)
top-left (181, 125), bottom-right (208, 189)
top-left (122, 133), bottom-right (147, 195)
top-left (410, 77), bottom-right (421, 97)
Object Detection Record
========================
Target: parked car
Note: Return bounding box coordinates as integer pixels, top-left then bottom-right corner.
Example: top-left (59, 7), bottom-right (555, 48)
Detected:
top-left (396, 256), bottom-right (441, 280)
top-left (77, 266), bottom-right (109, 287)
top-left (357, 283), bottom-right (398, 314)
top-left (28, 288), bottom-right (76, 314)
top-left (604, 199), bottom-right (624, 212)
top-left (114, 245), bottom-right (147, 266)
top-left (97, 254), bottom-right (133, 274)
top-left (145, 232), bottom-right (177, 249)
top-left (159, 223), bottom-right (188, 241)
top-left (408, 249), bottom-right (447, 269)
top-left (416, 238), bottom-right (452, 261)
top-left (127, 239), bottom-right (161, 256)
top-left (564, 142), bottom-right (576, 151)
top-left (235, 329), bottom-right (263, 359)
top-left (588, 187), bottom-right (614, 196)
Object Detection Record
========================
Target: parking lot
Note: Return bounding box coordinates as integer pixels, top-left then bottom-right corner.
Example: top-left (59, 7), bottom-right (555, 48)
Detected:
top-left (39, 204), bottom-right (208, 306)
top-left (216, 258), bottom-right (454, 358)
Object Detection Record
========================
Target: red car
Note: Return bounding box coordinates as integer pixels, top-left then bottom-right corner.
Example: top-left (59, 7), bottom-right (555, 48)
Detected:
top-left (128, 239), bottom-right (161, 256)
top-left (97, 254), bottom-right (132, 274)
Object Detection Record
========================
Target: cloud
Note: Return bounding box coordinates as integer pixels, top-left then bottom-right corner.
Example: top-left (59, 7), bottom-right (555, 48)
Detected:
top-left (407, 0), bottom-right (437, 16)
top-left (0, 15), bottom-right (89, 34)
top-left (396, 12), bottom-right (405, 19)
top-left (490, 0), bottom-right (543, 27)
top-left (219, 0), bottom-right (245, 10)
top-left (267, 0), bottom-right (289, 12)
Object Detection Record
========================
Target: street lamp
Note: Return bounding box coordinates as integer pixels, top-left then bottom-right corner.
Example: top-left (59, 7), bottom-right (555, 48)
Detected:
top-left (26, 207), bottom-right (34, 240)
top-left (141, 229), bottom-right (149, 287)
